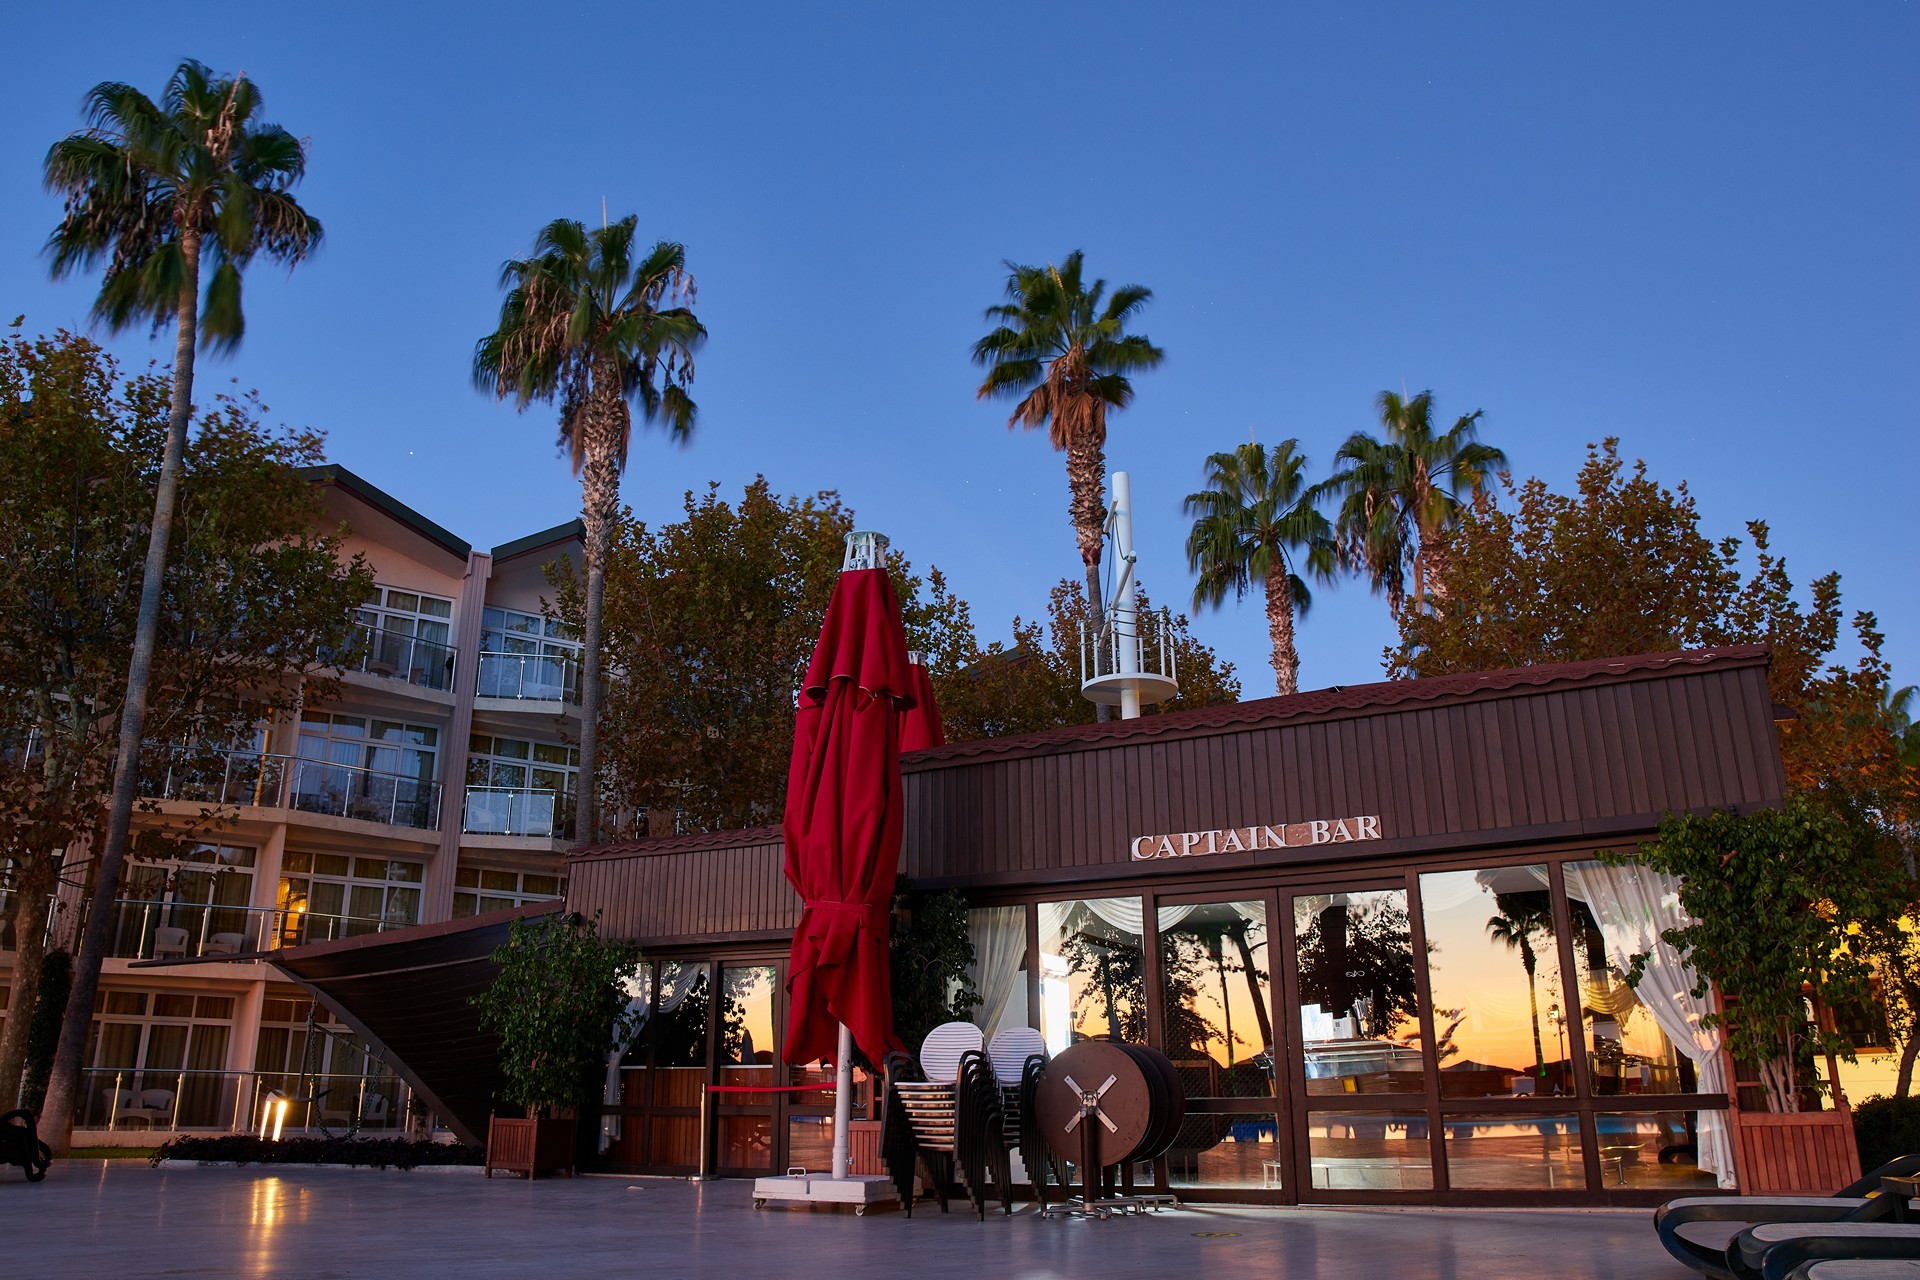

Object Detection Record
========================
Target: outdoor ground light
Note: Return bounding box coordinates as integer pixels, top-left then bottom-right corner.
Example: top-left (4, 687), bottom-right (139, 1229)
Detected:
top-left (258, 1092), bottom-right (291, 1142)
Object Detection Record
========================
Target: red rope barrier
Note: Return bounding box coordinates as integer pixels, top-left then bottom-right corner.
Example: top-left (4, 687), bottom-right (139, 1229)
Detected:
top-left (704, 1083), bottom-right (837, 1094)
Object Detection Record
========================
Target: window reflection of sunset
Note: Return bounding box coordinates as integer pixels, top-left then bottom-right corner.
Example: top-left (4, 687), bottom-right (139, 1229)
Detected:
top-left (1421, 868), bottom-right (1567, 1086)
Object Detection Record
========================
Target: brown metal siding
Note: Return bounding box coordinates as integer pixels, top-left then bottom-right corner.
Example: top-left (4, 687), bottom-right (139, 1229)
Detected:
top-left (897, 660), bottom-right (1785, 884)
top-left (569, 655), bottom-right (1788, 941)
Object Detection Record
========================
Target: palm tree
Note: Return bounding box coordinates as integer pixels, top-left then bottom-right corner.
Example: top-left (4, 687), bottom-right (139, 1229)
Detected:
top-left (474, 216), bottom-right (704, 843)
top-left (972, 251), bottom-right (1163, 696)
top-left (1487, 893), bottom-right (1553, 1080)
top-left (1322, 390), bottom-right (1505, 616)
top-left (38, 59), bottom-right (320, 1152)
top-left (1184, 439), bottom-right (1335, 696)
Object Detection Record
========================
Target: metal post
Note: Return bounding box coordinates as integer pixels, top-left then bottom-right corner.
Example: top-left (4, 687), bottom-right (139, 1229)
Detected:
top-left (697, 1084), bottom-right (713, 1181)
top-left (172, 1072), bottom-right (185, 1130)
top-left (831, 1021), bottom-right (854, 1179)
top-left (1111, 471), bottom-right (1143, 721)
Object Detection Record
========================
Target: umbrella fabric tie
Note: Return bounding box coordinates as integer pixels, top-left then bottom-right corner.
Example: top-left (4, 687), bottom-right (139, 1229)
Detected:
top-left (803, 901), bottom-right (885, 917)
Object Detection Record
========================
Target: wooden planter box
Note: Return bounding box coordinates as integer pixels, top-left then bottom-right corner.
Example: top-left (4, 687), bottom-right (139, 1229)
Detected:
top-left (1732, 1106), bottom-right (1861, 1195)
top-left (485, 1113), bottom-right (577, 1179)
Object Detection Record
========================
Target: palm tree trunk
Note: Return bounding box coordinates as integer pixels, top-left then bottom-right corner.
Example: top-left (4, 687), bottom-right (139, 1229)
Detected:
top-left (1896, 1031), bottom-right (1919, 1097)
top-left (1227, 920), bottom-right (1274, 1050)
top-left (0, 879), bottom-right (53, 1106)
top-left (1066, 430), bottom-right (1110, 721)
top-left (1263, 561), bottom-right (1301, 696)
top-left (573, 393), bottom-right (622, 844)
top-left (1521, 941), bottom-right (1546, 1079)
top-left (40, 229), bottom-right (201, 1154)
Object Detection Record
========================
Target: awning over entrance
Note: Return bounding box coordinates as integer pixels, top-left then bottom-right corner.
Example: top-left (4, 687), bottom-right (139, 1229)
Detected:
top-left (270, 903), bottom-right (556, 1146)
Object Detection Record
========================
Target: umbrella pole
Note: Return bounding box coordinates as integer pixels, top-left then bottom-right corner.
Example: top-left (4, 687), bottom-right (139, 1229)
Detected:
top-left (831, 1021), bottom-right (853, 1179)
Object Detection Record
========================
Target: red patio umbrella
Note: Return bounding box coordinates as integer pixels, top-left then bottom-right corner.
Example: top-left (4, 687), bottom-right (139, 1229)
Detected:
top-left (781, 537), bottom-right (916, 1073)
top-left (900, 654), bottom-right (945, 753)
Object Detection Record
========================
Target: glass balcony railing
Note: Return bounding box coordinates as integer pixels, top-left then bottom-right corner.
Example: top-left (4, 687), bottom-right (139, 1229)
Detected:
top-left (74, 1068), bottom-right (413, 1135)
top-left (462, 786), bottom-right (570, 837)
top-left (97, 898), bottom-right (412, 961)
top-left (475, 649), bottom-right (581, 702)
top-left (345, 622), bottom-right (456, 691)
top-left (144, 749), bottom-right (442, 831)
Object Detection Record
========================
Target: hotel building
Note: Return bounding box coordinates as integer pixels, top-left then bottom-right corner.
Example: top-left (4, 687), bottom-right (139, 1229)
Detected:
top-left (0, 465), bottom-right (581, 1142)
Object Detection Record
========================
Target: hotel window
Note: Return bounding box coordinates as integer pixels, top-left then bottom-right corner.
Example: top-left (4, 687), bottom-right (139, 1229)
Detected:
top-left (293, 713), bottom-right (440, 827)
top-left (452, 867), bottom-right (564, 918)
top-left (359, 586), bottom-right (453, 648)
top-left (478, 606), bottom-right (581, 700)
top-left (81, 988), bottom-right (235, 1129)
top-left (112, 841), bottom-right (258, 960)
top-left (276, 851), bottom-right (424, 941)
top-left (252, 988), bottom-right (403, 1130)
top-left (465, 734), bottom-right (577, 836)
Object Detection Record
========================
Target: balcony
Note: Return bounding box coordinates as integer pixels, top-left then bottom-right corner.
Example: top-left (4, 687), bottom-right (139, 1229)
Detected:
top-left (475, 649), bottom-right (580, 702)
top-left (75, 1067), bottom-right (413, 1135)
top-left (462, 786), bottom-right (570, 838)
top-left (99, 899), bottom-right (415, 961)
top-left (145, 749), bottom-right (442, 831)
top-left (345, 622), bottom-right (456, 692)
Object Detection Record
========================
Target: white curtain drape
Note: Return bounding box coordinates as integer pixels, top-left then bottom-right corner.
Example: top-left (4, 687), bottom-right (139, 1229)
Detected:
top-left (598, 962), bottom-right (706, 1152)
top-left (968, 907), bottom-right (1028, 1042)
top-left (1563, 862), bottom-right (1733, 1187)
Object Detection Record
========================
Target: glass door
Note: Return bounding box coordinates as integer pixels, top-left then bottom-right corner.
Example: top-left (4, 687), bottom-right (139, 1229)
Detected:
top-left (1155, 892), bottom-right (1285, 1197)
top-left (1282, 882), bottom-right (1438, 1198)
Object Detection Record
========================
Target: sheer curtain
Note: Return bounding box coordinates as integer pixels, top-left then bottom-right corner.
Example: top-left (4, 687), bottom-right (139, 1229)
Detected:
top-left (599, 963), bottom-right (705, 1153)
top-left (968, 907), bottom-right (1028, 1042)
top-left (1563, 862), bottom-right (1733, 1187)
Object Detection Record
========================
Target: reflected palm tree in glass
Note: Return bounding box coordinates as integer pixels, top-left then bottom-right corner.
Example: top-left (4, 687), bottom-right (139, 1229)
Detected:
top-left (1486, 891), bottom-right (1554, 1084)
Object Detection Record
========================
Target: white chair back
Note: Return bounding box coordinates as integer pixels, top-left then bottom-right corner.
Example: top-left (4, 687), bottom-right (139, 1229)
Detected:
top-left (918, 1020), bottom-right (983, 1084)
top-left (153, 926), bottom-right (188, 956)
top-left (987, 1026), bottom-right (1046, 1087)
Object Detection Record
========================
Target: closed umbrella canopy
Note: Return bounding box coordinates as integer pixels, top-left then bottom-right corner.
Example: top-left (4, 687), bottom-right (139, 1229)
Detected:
top-left (901, 657), bottom-right (946, 753)
top-left (781, 558), bottom-right (915, 1067)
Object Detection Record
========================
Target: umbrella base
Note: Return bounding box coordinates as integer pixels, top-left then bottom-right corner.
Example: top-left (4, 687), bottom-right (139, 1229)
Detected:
top-left (752, 1172), bottom-right (897, 1214)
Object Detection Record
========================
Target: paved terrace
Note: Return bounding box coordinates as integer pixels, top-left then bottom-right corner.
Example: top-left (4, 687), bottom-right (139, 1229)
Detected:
top-left (1, 1162), bottom-right (1705, 1280)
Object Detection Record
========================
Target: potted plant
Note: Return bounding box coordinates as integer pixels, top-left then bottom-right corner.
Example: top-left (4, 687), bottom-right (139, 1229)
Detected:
top-left (474, 913), bottom-right (641, 1178)
top-left (1610, 796), bottom-right (1899, 1193)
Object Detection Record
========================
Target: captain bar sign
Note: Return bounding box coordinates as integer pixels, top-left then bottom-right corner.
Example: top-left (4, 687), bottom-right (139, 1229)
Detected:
top-left (1130, 815), bottom-right (1382, 861)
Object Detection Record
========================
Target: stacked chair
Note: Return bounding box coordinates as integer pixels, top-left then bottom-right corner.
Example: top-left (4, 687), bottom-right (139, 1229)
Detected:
top-left (1654, 1155), bottom-right (1920, 1279)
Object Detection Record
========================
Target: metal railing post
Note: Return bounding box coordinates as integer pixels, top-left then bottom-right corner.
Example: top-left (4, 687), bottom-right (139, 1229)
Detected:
top-left (171, 1072), bottom-right (185, 1131)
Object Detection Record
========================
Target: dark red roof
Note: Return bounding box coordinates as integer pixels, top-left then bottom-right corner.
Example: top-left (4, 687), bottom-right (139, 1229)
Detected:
top-left (900, 644), bottom-right (1772, 767)
top-left (572, 645), bottom-right (1771, 862)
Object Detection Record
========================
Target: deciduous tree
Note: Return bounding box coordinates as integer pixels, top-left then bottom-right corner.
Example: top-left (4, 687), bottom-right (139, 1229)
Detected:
top-left (0, 328), bottom-right (368, 1133)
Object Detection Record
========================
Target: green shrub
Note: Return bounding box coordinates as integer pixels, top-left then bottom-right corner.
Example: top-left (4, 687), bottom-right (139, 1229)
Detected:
top-left (1853, 1094), bottom-right (1920, 1172)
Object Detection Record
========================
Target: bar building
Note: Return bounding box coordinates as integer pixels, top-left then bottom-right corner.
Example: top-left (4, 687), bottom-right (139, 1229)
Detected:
top-left (564, 644), bottom-right (1789, 1205)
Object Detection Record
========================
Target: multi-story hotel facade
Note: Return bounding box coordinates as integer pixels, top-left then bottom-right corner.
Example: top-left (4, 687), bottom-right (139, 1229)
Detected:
top-left (0, 464), bottom-right (582, 1143)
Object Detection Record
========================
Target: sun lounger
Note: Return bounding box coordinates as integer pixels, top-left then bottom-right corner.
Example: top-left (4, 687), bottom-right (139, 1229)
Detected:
top-left (1656, 1157), bottom-right (1920, 1279)
top-left (1786, 1261), bottom-right (1920, 1279)
top-left (1729, 1222), bottom-right (1920, 1280)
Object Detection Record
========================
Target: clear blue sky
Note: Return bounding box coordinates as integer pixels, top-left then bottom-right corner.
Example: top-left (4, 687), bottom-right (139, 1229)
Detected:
top-left (3, 3), bottom-right (1914, 698)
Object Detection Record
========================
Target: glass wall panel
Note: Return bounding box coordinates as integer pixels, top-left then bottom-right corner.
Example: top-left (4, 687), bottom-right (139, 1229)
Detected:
top-left (1038, 898), bottom-right (1144, 1052)
top-left (1307, 1112), bottom-right (1433, 1190)
top-left (718, 964), bottom-right (776, 1080)
top-left (1593, 1111), bottom-right (1718, 1189)
top-left (1420, 866), bottom-right (1571, 1098)
top-left (1168, 1114), bottom-right (1282, 1192)
top-left (1293, 890), bottom-right (1425, 1094)
top-left (1564, 861), bottom-right (1698, 1095)
top-left (718, 1114), bottom-right (772, 1171)
top-left (1160, 900), bottom-right (1273, 1099)
top-left (967, 906), bottom-right (1029, 1042)
top-left (1442, 1113), bottom-right (1584, 1189)
top-left (630, 962), bottom-right (709, 1109)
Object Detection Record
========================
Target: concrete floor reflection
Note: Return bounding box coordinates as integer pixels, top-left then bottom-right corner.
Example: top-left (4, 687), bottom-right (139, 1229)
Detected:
top-left (0, 1161), bottom-right (1690, 1280)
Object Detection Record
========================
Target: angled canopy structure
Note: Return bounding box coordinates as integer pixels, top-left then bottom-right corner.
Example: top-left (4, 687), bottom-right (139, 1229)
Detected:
top-left (269, 903), bottom-right (556, 1146)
